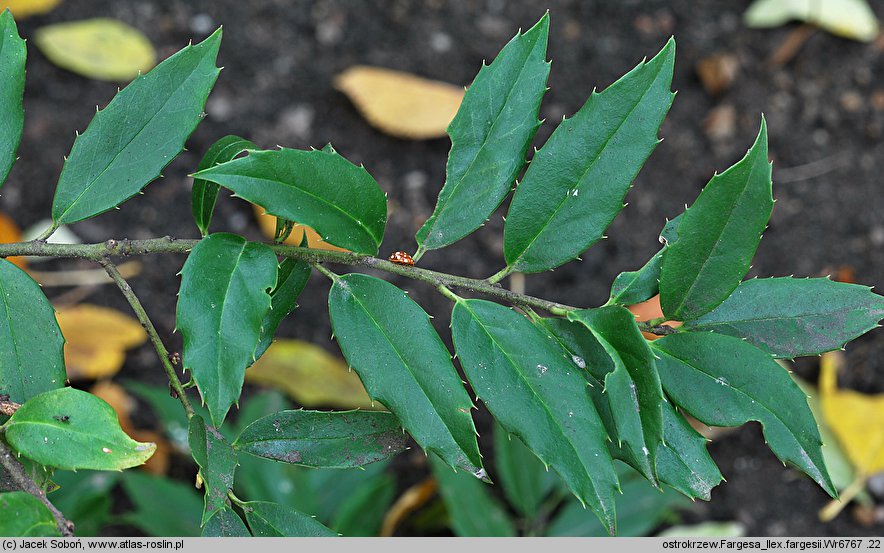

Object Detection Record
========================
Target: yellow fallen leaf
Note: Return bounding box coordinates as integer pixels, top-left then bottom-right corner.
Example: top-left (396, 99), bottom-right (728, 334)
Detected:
top-left (56, 304), bottom-right (147, 380)
top-left (0, 211), bottom-right (26, 269)
top-left (3, 0), bottom-right (62, 19)
top-left (334, 66), bottom-right (464, 140)
top-left (246, 339), bottom-right (378, 409)
top-left (252, 203), bottom-right (348, 252)
top-left (745, 0), bottom-right (879, 42)
top-left (34, 18), bottom-right (156, 81)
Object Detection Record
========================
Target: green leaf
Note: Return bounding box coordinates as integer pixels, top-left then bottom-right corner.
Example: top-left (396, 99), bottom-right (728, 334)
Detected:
top-left (651, 332), bottom-right (836, 497)
top-left (202, 507), bottom-right (251, 537)
top-left (608, 213), bottom-right (683, 306)
top-left (51, 29), bottom-right (221, 225)
top-left (328, 273), bottom-right (481, 474)
top-left (177, 233), bottom-right (278, 426)
top-left (243, 501), bottom-right (336, 537)
top-left (1, 457), bottom-right (53, 493)
top-left (233, 409), bottom-right (406, 468)
top-left (124, 380), bottom-right (210, 452)
top-left (0, 492), bottom-right (60, 537)
top-left (659, 119), bottom-right (773, 321)
top-left (192, 135), bottom-right (257, 236)
top-left (566, 306), bottom-right (664, 483)
top-left (503, 38), bottom-right (675, 273)
top-left (0, 10), bottom-right (25, 189)
top-left (331, 472), bottom-right (396, 536)
top-left (429, 454), bottom-right (515, 537)
top-left (415, 14), bottom-right (550, 255)
top-left (189, 414), bottom-right (238, 525)
top-left (4, 387), bottom-right (156, 470)
top-left (0, 260), bottom-right (65, 405)
top-left (655, 400), bottom-right (723, 501)
top-left (450, 299), bottom-right (618, 533)
top-left (235, 456), bottom-right (316, 514)
top-left (50, 470), bottom-right (119, 536)
top-left (682, 277), bottom-right (884, 358)
top-left (120, 472), bottom-right (202, 537)
top-left (192, 147), bottom-right (386, 254)
top-left (493, 422), bottom-right (557, 519)
top-left (254, 257), bottom-right (311, 360)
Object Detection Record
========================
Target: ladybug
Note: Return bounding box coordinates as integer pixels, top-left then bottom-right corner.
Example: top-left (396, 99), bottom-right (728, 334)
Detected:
top-left (389, 251), bottom-right (415, 266)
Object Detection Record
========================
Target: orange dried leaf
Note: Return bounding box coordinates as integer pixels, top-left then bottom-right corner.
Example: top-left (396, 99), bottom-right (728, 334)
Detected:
top-left (56, 304), bottom-right (147, 380)
top-left (0, 211), bottom-right (26, 269)
top-left (626, 294), bottom-right (681, 340)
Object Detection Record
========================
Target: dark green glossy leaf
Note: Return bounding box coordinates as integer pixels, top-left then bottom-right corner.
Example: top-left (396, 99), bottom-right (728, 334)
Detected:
top-left (50, 470), bottom-right (119, 537)
top-left (331, 472), bottom-right (396, 536)
top-left (608, 214), bottom-right (684, 305)
top-left (244, 501), bottom-right (336, 537)
top-left (415, 14), bottom-right (550, 255)
top-left (659, 119), bottom-right (773, 321)
top-left (51, 29), bottom-right (221, 224)
top-left (233, 409), bottom-right (406, 468)
top-left (504, 39), bottom-right (675, 273)
top-left (192, 135), bottom-right (257, 236)
top-left (682, 277), bottom-right (884, 358)
top-left (429, 455), bottom-right (515, 537)
top-left (0, 260), bottom-right (65, 405)
top-left (192, 147), bottom-right (386, 254)
top-left (655, 400), bottom-right (723, 501)
top-left (328, 273), bottom-right (481, 474)
top-left (177, 233), bottom-right (278, 426)
top-left (202, 507), bottom-right (250, 537)
top-left (120, 472), bottom-right (202, 537)
top-left (0, 10), bottom-right (25, 188)
top-left (651, 332), bottom-right (835, 497)
top-left (450, 299), bottom-right (618, 533)
top-left (189, 414), bottom-right (237, 525)
top-left (493, 422), bottom-right (557, 519)
top-left (0, 492), bottom-right (59, 537)
top-left (5, 387), bottom-right (155, 470)
top-left (254, 257), bottom-right (311, 360)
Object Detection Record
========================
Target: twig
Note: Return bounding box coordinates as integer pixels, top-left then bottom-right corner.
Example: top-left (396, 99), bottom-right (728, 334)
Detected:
top-left (0, 395), bottom-right (21, 416)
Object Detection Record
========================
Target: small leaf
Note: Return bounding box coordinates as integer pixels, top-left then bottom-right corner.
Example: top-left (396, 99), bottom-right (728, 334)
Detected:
top-left (655, 400), bottom-right (723, 501)
top-left (3, 0), bottom-right (61, 19)
top-left (245, 339), bottom-right (375, 410)
top-left (120, 471), bottom-right (202, 537)
top-left (56, 304), bottom-right (147, 380)
top-left (4, 387), bottom-right (156, 470)
top-left (0, 260), bottom-right (65, 405)
top-left (202, 507), bottom-right (250, 537)
top-left (254, 258), bottom-right (311, 360)
top-left (608, 214), bottom-right (684, 306)
top-left (451, 299), bottom-right (618, 533)
top-left (252, 203), bottom-right (348, 252)
top-left (192, 135), bottom-right (257, 236)
top-left (177, 233), bottom-right (278, 426)
top-left (429, 454), bottom-right (516, 537)
top-left (189, 414), bottom-right (238, 525)
top-left (243, 501), bottom-right (336, 537)
top-left (503, 38), bottom-right (675, 273)
top-left (682, 277), bottom-right (884, 358)
top-left (414, 13), bottom-right (550, 255)
top-left (0, 492), bottom-right (60, 537)
top-left (0, 9), bottom-right (25, 189)
top-left (51, 28), bottom-right (220, 225)
top-left (493, 422), bottom-right (557, 519)
top-left (34, 18), bottom-right (156, 81)
top-left (651, 332), bottom-right (835, 497)
top-left (233, 409), bottom-right (407, 468)
top-left (328, 273), bottom-right (481, 474)
top-left (334, 66), bottom-right (465, 140)
top-left (193, 147), bottom-right (386, 254)
top-left (659, 119), bottom-right (773, 321)
top-left (745, 0), bottom-right (879, 42)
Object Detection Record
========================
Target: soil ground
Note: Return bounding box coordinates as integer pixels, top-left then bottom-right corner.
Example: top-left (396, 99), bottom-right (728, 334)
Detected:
top-left (7, 0), bottom-right (884, 536)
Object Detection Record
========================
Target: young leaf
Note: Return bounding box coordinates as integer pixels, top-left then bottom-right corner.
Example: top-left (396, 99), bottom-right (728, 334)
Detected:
top-left (120, 472), bottom-right (202, 537)
top-left (493, 422), bottom-right (557, 519)
top-left (192, 135), bottom-right (257, 236)
top-left (651, 332), bottom-right (836, 497)
top-left (189, 415), bottom-right (238, 525)
top-left (243, 502), bottom-right (336, 537)
top-left (233, 410), bottom-right (406, 468)
top-left (0, 9), bottom-right (25, 189)
top-left (659, 119), bottom-right (773, 321)
top-left (0, 260), bottom-right (65, 405)
top-left (429, 454), bottom-right (516, 537)
top-left (254, 257), bottom-right (311, 360)
top-left (177, 233), bottom-right (278, 426)
top-left (328, 273), bottom-right (482, 474)
top-left (202, 507), bottom-right (251, 537)
top-left (50, 29), bottom-right (221, 225)
top-left (0, 492), bottom-right (60, 537)
top-left (4, 387), bottom-right (156, 470)
top-left (414, 14), bottom-right (550, 255)
top-left (503, 38), bottom-right (675, 273)
top-left (192, 147), bottom-right (386, 254)
top-left (608, 213), bottom-right (683, 305)
top-left (682, 278), bottom-right (884, 358)
top-left (655, 400), bottom-right (723, 501)
top-left (450, 299), bottom-right (618, 533)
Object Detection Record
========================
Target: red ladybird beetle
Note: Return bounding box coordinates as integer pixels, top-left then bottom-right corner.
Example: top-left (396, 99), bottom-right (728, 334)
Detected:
top-left (389, 251), bottom-right (415, 266)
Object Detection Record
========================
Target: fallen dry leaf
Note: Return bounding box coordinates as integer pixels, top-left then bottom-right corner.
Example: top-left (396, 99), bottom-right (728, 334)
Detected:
top-left (745, 0), bottom-right (880, 42)
top-left (3, 0), bottom-right (61, 19)
top-left (252, 203), bottom-right (348, 252)
top-left (56, 304), bottom-right (147, 380)
top-left (245, 339), bottom-right (377, 410)
top-left (380, 478), bottom-right (437, 537)
top-left (695, 53), bottom-right (739, 96)
top-left (0, 211), bottom-right (26, 269)
top-left (334, 65), bottom-right (464, 140)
